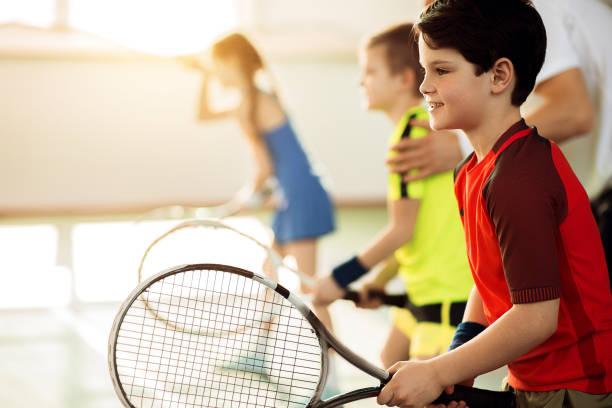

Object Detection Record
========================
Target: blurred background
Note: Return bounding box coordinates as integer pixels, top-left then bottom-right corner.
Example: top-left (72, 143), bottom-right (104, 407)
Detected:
top-left (0, 2), bottom-right (428, 310)
top-left (8, 0), bottom-right (605, 406)
top-left (0, 0), bottom-right (428, 216)
top-left (0, 1), bottom-right (428, 407)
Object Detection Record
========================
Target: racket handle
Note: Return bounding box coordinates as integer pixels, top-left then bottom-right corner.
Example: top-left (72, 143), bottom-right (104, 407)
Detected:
top-left (433, 385), bottom-right (516, 408)
top-left (343, 290), bottom-right (408, 308)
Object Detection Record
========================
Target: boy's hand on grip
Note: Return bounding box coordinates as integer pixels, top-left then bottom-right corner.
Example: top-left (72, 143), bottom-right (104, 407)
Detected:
top-left (377, 360), bottom-right (446, 408)
top-left (356, 282), bottom-right (385, 309)
top-left (312, 275), bottom-right (345, 306)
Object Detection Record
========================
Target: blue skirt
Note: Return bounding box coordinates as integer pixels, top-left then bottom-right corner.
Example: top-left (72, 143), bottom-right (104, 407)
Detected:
top-left (271, 179), bottom-right (335, 245)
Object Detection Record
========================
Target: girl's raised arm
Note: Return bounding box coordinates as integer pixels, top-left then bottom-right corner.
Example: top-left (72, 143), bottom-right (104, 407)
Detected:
top-left (197, 73), bottom-right (237, 121)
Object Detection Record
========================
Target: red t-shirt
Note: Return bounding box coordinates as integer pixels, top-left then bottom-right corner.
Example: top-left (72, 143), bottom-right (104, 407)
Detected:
top-left (454, 119), bottom-right (612, 393)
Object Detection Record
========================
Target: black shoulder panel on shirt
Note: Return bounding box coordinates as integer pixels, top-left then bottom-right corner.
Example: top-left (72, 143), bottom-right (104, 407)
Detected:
top-left (399, 113), bottom-right (418, 198)
top-left (454, 151), bottom-right (475, 182)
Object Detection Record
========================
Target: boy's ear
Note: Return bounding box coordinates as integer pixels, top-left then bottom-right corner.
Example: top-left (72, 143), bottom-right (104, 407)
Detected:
top-left (400, 68), bottom-right (416, 91)
top-left (490, 57), bottom-right (515, 96)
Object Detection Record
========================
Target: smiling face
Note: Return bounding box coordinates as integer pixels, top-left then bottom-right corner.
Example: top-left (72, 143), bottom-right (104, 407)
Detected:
top-left (358, 44), bottom-right (405, 112)
top-left (418, 35), bottom-right (490, 132)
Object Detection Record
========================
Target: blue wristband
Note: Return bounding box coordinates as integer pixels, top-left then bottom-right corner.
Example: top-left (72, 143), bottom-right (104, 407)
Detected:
top-left (448, 321), bottom-right (487, 351)
top-left (331, 256), bottom-right (369, 288)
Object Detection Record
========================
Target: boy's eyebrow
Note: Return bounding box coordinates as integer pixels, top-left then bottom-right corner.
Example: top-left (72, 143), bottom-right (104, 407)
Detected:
top-left (419, 59), bottom-right (453, 68)
top-left (428, 59), bottom-right (453, 65)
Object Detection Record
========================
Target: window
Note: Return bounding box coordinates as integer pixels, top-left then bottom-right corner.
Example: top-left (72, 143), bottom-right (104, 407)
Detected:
top-left (68, 0), bottom-right (237, 55)
top-left (0, 0), bottom-right (56, 27)
top-left (1, 0), bottom-right (237, 55)
top-left (0, 224), bottom-right (70, 308)
top-left (72, 217), bottom-right (273, 303)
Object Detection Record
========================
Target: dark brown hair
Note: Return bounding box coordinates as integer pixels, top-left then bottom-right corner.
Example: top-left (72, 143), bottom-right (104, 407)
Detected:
top-left (415, 0), bottom-right (546, 106)
top-left (365, 23), bottom-right (423, 96)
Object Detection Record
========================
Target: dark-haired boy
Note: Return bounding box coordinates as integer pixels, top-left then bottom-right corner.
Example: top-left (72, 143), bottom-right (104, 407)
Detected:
top-left (376, 1), bottom-right (612, 408)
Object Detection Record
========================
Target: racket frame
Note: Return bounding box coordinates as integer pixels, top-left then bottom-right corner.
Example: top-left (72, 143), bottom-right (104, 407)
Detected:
top-left (137, 218), bottom-right (316, 285)
top-left (133, 178), bottom-right (277, 223)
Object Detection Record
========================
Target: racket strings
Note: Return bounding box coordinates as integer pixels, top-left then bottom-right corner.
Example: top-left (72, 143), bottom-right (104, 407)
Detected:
top-left (114, 268), bottom-right (322, 408)
top-left (118, 296), bottom-right (321, 377)
top-left (134, 290), bottom-right (278, 337)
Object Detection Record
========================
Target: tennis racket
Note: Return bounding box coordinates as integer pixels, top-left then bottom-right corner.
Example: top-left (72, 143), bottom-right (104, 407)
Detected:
top-left (133, 218), bottom-right (412, 345)
top-left (134, 178), bottom-right (277, 222)
top-left (137, 218), bottom-right (283, 284)
top-left (109, 263), bottom-right (516, 408)
top-left (194, 178), bottom-right (277, 219)
top-left (137, 217), bottom-right (414, 310)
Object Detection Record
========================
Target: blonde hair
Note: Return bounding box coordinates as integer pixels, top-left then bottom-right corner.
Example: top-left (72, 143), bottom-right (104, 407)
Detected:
top-left (211, 33), bottom-right (264, 84)
top-left (364, 23), bottom-right (423, 95)
top-left (211, 32), bottom-right (280, 135)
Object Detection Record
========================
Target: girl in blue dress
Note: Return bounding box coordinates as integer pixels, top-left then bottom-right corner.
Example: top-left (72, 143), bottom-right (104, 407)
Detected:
top-left (185, 33), bottom-right (336, 328)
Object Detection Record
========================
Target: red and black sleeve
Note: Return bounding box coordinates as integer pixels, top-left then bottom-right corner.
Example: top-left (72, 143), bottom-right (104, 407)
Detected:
top-left (483, 135), bottom-right (567, 304)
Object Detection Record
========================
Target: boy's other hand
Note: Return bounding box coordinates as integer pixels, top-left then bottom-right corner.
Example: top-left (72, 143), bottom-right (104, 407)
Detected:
top-left (356, 282), bottom-right (385, 309)
top-left (312, 275), bottom-right (345, 306)
top-left (387, 119), bottom-right (463, 182)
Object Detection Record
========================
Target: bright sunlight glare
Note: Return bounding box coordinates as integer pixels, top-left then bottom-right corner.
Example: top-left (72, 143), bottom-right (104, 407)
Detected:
top-left (0, 0), bottom-right (56, 27)
top-left (68, 0), bottom-right (237, 56)
top-left (0, 0), bottom-right (237, 56)
top-left (72, 217), bottom-right (273, 303)
top-left (0, 224), bottom-right (70, 308)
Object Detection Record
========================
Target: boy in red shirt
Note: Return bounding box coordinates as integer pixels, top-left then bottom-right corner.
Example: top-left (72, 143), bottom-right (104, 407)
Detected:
top-left (376, 1), bottom-right (612, 407)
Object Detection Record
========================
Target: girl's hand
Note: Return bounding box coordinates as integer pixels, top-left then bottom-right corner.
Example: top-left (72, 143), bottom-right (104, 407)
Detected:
top-left (178, 54), bottom-right (203, 70)
top-left (178, 54), bottom-right (212, 74)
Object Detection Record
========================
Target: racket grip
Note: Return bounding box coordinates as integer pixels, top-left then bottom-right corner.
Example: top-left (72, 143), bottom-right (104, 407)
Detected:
top-left (343, 290), bottom-right (408, 308)
top-left (433, 385), bottom-right (516, 408)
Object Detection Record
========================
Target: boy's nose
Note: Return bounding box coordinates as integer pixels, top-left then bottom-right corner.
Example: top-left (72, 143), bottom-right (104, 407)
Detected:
top-left (419, 77), bottom-right (433, 96)
top-left (358, 75), bottom-right (365, 87)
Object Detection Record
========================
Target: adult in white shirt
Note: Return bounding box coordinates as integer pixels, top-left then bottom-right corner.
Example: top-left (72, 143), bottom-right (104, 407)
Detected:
top-left (528, 0), bottom-right (612, 196)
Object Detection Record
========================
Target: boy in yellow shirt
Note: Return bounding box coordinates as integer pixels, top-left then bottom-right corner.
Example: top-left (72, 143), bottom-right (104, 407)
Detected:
top-left (313, 23), bottom-right (473, 365)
